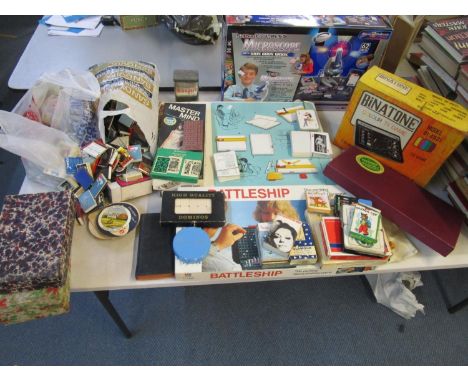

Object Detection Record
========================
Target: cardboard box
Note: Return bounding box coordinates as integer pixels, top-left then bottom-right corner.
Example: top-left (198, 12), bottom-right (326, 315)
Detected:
top-left (222, 15), bottom-right (392, 108)
top-left (0, 274), bottom-right (70, 325)
top-left (107, 177), bottom-right (153, 203)
top-left (0, 191), bottom-right (75, 292)
top-left (120, 16), bottom-right (158, 31)
top-left (323, 146), bottom-right (464, 257)
top-left (334, 66), bottom-right (468, 186)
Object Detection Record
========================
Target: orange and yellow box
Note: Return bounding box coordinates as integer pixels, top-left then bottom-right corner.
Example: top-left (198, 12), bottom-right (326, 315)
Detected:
top-left (334, 66), bottom-right (468, 186)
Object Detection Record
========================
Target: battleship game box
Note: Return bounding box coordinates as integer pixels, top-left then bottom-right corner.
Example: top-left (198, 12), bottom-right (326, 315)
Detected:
top-left (221, 15), bottom-right (392, 108)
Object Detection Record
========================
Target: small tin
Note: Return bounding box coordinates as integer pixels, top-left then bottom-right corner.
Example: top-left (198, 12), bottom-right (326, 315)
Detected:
top-left (173, 69), bottom-right (199, 101)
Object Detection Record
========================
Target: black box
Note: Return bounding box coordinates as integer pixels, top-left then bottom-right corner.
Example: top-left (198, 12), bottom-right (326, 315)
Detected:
top-left (160, 190), bottom-right (226, 227)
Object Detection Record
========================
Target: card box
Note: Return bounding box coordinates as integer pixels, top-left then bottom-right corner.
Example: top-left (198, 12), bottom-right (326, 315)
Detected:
top-left (151, 147), bottom-right (203, 184)
top-left (250, 134), bottom-right (274, 155)
top-left (323, 146), bottom-right (464, 256)
top-left (0, 191), bottom-right (75, 292)
top-left (276, 159), bottom-right (317, 174)
top-left (216, 135), bottom-right (247, 152)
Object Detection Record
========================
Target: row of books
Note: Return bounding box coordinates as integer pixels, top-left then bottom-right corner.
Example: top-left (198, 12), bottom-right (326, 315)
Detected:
top-left (415, 16), bottom-right (468, 107)
top-left (411, 16), bottom-right (468, 221)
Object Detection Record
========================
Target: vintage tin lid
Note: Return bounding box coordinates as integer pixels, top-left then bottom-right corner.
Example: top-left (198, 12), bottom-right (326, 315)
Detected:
top-left (173, 69), bottom-right (199, 82)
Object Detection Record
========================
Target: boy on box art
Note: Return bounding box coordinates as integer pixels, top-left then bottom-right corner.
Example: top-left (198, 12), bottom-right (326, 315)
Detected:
top-left (224, 62), bottom-right (262, 101)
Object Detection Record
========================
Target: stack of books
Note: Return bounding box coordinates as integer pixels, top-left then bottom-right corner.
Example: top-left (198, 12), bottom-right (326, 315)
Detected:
top-left (307, 195), bottom-right (393, 271)
top-left (417, 16), bottom-right (468, 107)
top-left (441, 139), bottom-right (468, 222)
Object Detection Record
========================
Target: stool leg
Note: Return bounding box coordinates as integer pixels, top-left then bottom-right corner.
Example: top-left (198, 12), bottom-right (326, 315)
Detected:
top-left (94, 290), bottom-right (132, 338)
top-left (448, 296), bottom-right (468, 314)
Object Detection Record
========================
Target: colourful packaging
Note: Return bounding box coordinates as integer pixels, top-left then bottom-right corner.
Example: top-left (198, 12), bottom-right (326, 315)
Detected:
top-left (222, 15), bottom-right (392, 107)
top-left (334, 66), bottom-right (468, 186)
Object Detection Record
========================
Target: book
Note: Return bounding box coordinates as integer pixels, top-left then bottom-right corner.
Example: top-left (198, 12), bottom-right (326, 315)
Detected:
top-left (135, 213), bottom-right (175, 280)
top-left (425, 16), bottom-right (468, 64)
top-left (419, 52), bottom-right (458, 92)
top-left (416, 66), bottom-right (442, 94)
top-left (174, 185), bottom-right (344, 281)
top-left (457, 63), bottom-right (468, 91)
top-left (420, 32), bottom-right (460, 78)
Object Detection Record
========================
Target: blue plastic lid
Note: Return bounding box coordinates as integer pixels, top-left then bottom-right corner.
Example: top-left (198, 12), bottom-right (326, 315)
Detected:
top-left (173, 227), bottom-right (211, 263)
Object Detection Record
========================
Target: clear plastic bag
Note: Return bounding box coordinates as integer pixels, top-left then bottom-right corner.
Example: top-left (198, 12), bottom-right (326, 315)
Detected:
top-left (366, 272), bottom-right (425, 319)
top-left (0, 111), bottom-right (80, 188)
top-left (14, 68), bottom-right (101, 147)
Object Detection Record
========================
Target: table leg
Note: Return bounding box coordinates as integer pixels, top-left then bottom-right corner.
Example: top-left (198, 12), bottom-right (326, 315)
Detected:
top-left (94, 290), bottom-right (132, 338)
top-left (448, 296), bottom-right (468, 314)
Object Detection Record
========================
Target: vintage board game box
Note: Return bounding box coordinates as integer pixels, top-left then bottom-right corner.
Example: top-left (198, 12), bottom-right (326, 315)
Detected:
top-left (323, 146), bottom-right (464, 256)
top-left (174, 185), bottom-right (346, 281)
top-left (334, 66), bottom-right (468, 186)
top-left (0, 191), bottom-right (75, 293)
top-left (151, 102), bottom-right (207, 184)
top-left (222, 15), bottom-right (392, 107)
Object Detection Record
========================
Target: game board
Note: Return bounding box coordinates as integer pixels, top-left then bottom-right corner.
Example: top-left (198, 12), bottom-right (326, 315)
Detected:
top-left (210, 102), bottom-right (334, 187)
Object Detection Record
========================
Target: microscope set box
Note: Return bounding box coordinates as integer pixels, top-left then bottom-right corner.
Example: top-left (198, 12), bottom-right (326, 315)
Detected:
top-left (222, 15), bottom-right (392, 107)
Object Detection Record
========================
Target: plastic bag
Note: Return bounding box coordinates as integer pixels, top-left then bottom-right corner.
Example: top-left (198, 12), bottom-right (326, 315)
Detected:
top-left (159, 15), bottom-right (222, 45)
top-left (0, 111), bottom-right (80, 188)
top-left (366, 272), bottom-right (425, 319)
top-left (381, 217), bottom-right (419, 263)
top-left (15, 68), bottom-right (101, 147)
